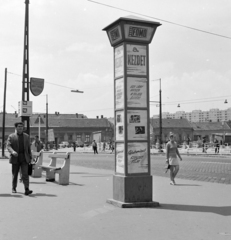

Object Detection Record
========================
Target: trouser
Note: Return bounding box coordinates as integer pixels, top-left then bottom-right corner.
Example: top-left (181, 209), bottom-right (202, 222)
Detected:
top-left (93, 146), bottom-right (98, 154)
top-left (12, 161), bottom-right (29, 189)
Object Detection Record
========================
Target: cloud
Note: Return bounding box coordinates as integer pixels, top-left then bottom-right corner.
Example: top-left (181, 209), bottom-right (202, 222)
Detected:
top-left (66, 42), bottom-right (105, 53)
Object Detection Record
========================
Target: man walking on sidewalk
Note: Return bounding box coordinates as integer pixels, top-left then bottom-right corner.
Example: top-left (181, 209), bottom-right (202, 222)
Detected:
top-left (6, 122), bottom-right (33, 195)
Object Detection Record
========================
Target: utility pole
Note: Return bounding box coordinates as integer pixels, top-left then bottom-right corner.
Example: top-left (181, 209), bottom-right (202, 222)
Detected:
top-left (159, 78), bottom-right (163, 152)
top-left (46, 94), bottom-right (48, 150)
top-left (150, 78), bottom-right (163, 152)
top-left (21, 0), bottom-right (30, 134)
top-left (1, 68), bottom-right (7, 157)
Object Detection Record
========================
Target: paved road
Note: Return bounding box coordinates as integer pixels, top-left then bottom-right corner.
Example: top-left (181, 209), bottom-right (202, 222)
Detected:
top-left (42, 152), bottom-right (231, 184)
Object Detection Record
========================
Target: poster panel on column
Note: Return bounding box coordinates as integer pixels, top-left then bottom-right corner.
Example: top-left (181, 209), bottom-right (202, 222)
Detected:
top-left (116, 111), bottom-right (124, 141)
top-left (124, 24), bottom-right (156, 42)
top-left (116, 143), bottom-right (125, 174)
top-left (127, 77), bottom-right (147, 108)
top-left (115, 45), bottom-right (124, 79)
top-left (127, 142), bottom-right (148, 174)
top-left (127, 44), bottom-right (147, 75)
top-left (127, 110), bottom-right (147, 140)
top-left (115, 78), bottom-right (124, 109)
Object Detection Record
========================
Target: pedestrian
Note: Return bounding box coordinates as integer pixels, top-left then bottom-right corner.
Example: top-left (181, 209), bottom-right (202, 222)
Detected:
top-left (73, 142), bottom-right (76, 152)
top-left (202, 137), bottom-right (207, 153)
top-left (92, 140), bottom-right (98, 154)
top-left (6, 122), bottom-right (33, 195)
top-left (110, 141), bottom-right (114, 154)
top-left (166, 132), bottom-right (183, 185)
top-left (187, 137), bottom-right (191, 148)
top-left (31, 135), bottom-right (44, 152)
top-left (103, 142), bottom-right (106, 151)
top-left (214, 138), bottom-right (220, 154)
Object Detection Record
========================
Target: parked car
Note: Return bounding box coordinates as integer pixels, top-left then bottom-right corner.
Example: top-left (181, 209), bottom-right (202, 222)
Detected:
top-left (76, 141), bottom-right (84, 147)
top-left (59, 141), bottom-right (69, 148)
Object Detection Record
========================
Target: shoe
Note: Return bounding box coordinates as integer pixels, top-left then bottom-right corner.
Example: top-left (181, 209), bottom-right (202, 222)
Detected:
top-left (12, 188), bottom-right (17, 193)
top-left (173, 180), bottom-right (176, 185)
top-left (25, 189), bottom-right (33, 195)
top-left (170, 181), bottom-right (175, 185)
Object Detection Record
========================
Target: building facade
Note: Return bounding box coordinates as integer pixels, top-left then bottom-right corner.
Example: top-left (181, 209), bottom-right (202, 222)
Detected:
top-left (151, 118), bottom-right (231, 145)
top-left (154, 107), bottom-right (231, 123)
top-left (0, 113), bottom-right (114, 147)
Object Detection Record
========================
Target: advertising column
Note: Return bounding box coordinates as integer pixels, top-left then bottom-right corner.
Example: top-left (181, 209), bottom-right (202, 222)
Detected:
top-left (103, 16), bottom-right (161, 207)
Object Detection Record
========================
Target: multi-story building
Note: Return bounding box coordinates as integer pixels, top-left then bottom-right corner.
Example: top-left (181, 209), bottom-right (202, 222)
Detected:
top-left (154, 107), bottom-right (231, 123)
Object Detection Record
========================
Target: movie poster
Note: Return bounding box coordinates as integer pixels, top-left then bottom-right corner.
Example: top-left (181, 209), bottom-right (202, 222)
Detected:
top-left (116, 143), bottom-right (125, 174)
top-left (127, 110), bottom-right (147, 140)
top-left (114, 45), bottom-right (124, 78)
top-left (126, 44), bottom-right (147, 75)
top-left (115, 78), bottom-right (124, 109)
top-left (127, 142), bottom-right (148, 174)
top-left (116, 111), bottom-right (124, 141)
top-left (127, 77), bottom-right (147, 107)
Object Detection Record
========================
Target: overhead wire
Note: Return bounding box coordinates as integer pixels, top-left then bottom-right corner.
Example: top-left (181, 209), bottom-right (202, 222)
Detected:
top-left (88, 0), bottom-right (231, 40)
top-left (7, 71), bottom-right (111, 90)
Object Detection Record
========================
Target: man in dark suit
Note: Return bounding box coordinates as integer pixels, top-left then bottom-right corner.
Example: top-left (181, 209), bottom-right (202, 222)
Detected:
top-left (6, 122), bottom-right (33, 195)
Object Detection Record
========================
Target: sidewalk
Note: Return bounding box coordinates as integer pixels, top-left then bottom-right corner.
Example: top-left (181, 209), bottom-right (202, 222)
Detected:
top-left (0, 158), bottom-right (231, 240)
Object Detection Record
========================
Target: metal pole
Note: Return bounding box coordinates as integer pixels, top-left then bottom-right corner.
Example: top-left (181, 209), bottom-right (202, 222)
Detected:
top-left (38, 114), bottom-right (40, 140)
top-left (1, 68), bottom-right (7, 157)
top-left (159, 78), bottom-right (163, 152)
top-left (46, 94), bottom-right (48, 150)
top-left (21, 0), bottom-right (30, 135)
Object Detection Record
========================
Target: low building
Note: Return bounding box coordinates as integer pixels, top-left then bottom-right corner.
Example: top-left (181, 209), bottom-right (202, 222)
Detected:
top-left (0, 113), bottom-right (114, 146)
top-left (151, 118), bottom-right (231, 145)
top-left (190, 121), bottom-right (231, 143)
top-left (150, 118), bottom-right (193, 144)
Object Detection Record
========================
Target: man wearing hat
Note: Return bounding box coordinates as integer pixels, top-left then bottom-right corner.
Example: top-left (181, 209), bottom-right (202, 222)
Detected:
top-left (166, 132), bottom-right (183, 185)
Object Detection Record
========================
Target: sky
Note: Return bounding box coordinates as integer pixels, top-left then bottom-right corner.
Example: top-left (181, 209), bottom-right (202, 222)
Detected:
top-left (0, 0), bottom-right (231, 118)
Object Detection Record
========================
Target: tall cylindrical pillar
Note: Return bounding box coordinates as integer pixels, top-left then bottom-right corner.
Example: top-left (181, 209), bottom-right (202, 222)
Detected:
top-left (103, 16), bottom-right (161, 207)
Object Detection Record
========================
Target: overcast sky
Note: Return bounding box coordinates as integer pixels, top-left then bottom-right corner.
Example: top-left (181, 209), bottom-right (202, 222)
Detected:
top-left (0, 0), bottom-right (230, 118)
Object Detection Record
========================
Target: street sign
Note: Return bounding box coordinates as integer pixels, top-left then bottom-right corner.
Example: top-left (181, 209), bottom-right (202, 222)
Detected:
top-left (18, 101), bottom-right (32, 117)
top-left (30, 78), bottom-right (44, 96)
top-left (48, 129), bottom-right (54, 142)
top-left (34, 116), bottom-right (44, 124)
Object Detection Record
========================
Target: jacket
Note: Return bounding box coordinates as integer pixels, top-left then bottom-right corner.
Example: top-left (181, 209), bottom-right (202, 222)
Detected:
top-left (6, 132), bottom-right (32, 164)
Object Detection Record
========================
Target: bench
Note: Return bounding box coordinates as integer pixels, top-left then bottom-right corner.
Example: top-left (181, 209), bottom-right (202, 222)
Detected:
top-left (31, 150), bottom-right (44, 178)
top-left (39, 152), bottom-right (70, 185)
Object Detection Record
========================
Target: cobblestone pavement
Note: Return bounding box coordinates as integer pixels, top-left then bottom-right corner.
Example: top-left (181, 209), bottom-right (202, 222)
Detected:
top-left (42, 152), bottom-right (231, 185)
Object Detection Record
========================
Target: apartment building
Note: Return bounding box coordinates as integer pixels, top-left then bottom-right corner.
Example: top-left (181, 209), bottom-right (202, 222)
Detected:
top-left (154, 108), bottom-right (231, 123)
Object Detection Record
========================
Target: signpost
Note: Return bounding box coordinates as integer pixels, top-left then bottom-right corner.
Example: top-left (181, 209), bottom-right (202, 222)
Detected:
top-left (103, 16), bottom-right (161, 207)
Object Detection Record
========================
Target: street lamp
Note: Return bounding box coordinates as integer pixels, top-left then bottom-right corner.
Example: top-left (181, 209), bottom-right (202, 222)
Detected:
top-left (150, 78), bottom-right (163, 152)
top-left (71, 90), bottom-right (84, 93)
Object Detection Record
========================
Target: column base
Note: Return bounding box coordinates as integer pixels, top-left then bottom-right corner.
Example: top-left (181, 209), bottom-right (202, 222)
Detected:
top-left (107, 198), bottom-right (159, 208)
top-left (107, 175), bottom-right (159, 208)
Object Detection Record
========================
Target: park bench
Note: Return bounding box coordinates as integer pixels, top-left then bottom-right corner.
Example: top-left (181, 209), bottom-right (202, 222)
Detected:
top-left (31, 150), bottom-right (44, 178)
top-left (39, 152), bottom-right (70, 185)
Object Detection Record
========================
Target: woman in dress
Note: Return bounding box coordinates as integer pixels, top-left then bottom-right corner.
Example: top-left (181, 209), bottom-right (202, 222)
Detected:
top-left (166, 132), bottom-right (183, 185)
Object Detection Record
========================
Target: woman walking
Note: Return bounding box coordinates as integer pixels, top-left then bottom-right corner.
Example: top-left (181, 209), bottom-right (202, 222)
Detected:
top-left (166, 132), bottom-right (183, 185)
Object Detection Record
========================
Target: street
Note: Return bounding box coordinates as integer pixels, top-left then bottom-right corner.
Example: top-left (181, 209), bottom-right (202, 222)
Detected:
top-left (42, 152), bottom-right (231, 184)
